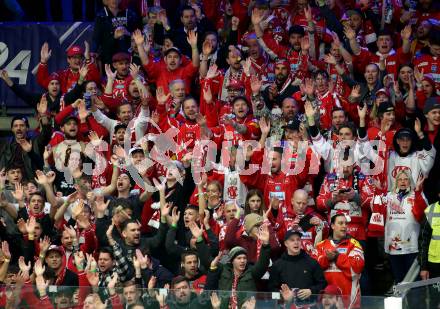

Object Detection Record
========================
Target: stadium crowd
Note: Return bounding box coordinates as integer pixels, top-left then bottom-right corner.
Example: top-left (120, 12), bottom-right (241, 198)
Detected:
top-left (0, 0), bottom-right (440, 308)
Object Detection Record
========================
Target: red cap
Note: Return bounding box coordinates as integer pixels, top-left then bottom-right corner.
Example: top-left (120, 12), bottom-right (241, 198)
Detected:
top-left (321, 284), bottom-right (342, 296)
top-left (275, 58), bottom-right (289, 68)
top-left (375, 88), bottom-right (390, 97)
top-left (47, 72), bottom-right (61, 87)
top-left (241, 31), bottom-right (257, 45)
top-left (422, 74), bottom-right (436, 88)
top-left (66, 45), bottom-right (84, 57)
top-left (112, 52), bottom-right (131, 63)
top-left (47, 245), bottom-right (64, 254)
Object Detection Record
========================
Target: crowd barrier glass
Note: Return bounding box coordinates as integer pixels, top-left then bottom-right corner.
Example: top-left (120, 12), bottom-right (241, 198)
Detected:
top-left (2, 285), bottom-right (392, 308)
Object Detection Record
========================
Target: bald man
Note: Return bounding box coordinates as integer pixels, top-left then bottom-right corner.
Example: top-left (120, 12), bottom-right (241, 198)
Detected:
top-left (289, 189), bottom-right (329, 258)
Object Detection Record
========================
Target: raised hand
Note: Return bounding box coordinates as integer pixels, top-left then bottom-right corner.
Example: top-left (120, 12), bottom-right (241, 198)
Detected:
top-left (35, 274), bottom-right (49, 294)
top-left (1, 241), bottom-right (11, 261)
top-left (43, 145), bottom-right (52, 162)
top-left (18, 256), bottom-right (31, 272)
top-left (64, 225), bottom-right (77, 241)
top-left (231, 16), bottom-right (240, 31)
top-left (148, 275), bottom-right (157, 289)
top-left (34, 259), bottom-right (46, 277)
top-left (414, 117), bottom-right (422, 134)
top-left (135, 249), bottom-right (149, 269)
top-left (401, 24), bottom-right (412, 41)
top-left (280, 284), bottom-right (294, 302)
top-left (156, 87), bottom-right (171, 105)
top-left (108, 273), bottom-right (118, 290)
top-left (77, 100), bottom-right (89, 121)
top-left (12, 182), bottom-right (24, 202)
top-left (152, 177), bottom-right (166, 192)
top-left (195, 113), bottom-right (207, 127)
top-left (74, 251), bottom-right (85, 269)
top-left (302, 78), bottom-right (315, 97)
top-left (171, 207), bottom-right (181, 225)
top-left (251, 8), bottom-right (264, 25)
top-left (258, 117), bottom-right (271, 136)
top-left (132, 29), bottom-right (145, 46)
top-left (304, 100), bottom-right (315, 119)
top-left (95, 195), bottom-right (110, 214)
top-left (330, 31), bottom-right (341, 48)
top-left (242, 297), bottom-right (256, 309)
top-left (344, 25), bottom-right (356, 40)
top-left (257, 223), bottom-right (270, 244)
top-left (188, 221), bottom-right (203, 239)
top-left (304, 5), bottom-right (312, 22)
top-left (414, 66), bottom-right (424, 84)
top-left (206, 64), bottom-right (218, 79)
top-left (17, 139), bottom-right (32, 153)
top-left (105, 64), bottom-right (117, 80)
top-left (40, 42), bottom-right (52, 63)
top-left (187, 30), bottom-right (198, 48)
top-left (202, 40), bottom-right (212, 56)
top-left (243, 57), bottom-right (252, 76)
top-left (37, 95), bottom-right (48, 115)
top-left (416, 175), bottom-right (425, 192)
top-left (17, 218), bottom-right (26, 234)
top-left (88, 131), bottom-right (103, 147)
top-left (210, 251), bottom-right (223, 269)
top-left (79, 65), bottom-right (89, 80)
top-left (324, 54), bottom-right (337, 65)
top-left (160, 202), bottom-right (172, 218)
top-left (350, 84), bottom-right (361, 100)
top-left (300, 36), bottom-right (310, 52)
top-left (25, 216), bottom-right (37, 235)
top-left (357, 103), bottom-right (368, 120)
top-left (250, 75), bottom-right (262, 94)
top-left (129, 63), bottom-right (141, 79)
top-left (86, 270), bottom-right (99, 287)
top-left (39, 236), bottom-right (51, 254)
top-left (203, 85), bottom-right (213, 103)
top-left (211, 292), bottom-right (221, 309)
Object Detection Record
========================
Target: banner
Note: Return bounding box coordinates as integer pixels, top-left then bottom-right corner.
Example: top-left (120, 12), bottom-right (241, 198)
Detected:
top-left (0, 22), bottom-right (94, 111)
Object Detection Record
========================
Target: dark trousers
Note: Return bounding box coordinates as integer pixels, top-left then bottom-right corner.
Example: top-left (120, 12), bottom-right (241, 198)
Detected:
top-left (388, 253), bottom-right (418, 283)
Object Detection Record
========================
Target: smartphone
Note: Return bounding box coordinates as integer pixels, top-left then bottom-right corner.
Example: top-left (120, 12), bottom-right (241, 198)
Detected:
top-left (84, 92), bottom-right (92, 109)
top-left (339, 188), bottom-right (350, 194)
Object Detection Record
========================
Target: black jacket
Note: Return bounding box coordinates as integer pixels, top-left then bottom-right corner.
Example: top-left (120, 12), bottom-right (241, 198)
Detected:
top-left (268, 251), bottom-right (327, 294)
top-left (166, 18), bottom-right (215, 58)
top-left (92, 7), bottom-right (142, 64)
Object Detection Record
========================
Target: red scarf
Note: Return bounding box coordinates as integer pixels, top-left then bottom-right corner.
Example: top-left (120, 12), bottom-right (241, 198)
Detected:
top-left (256, 238), bottom-right (262, 260)
top-left (229, 274), bottom-right (239, 309)
top-left (28, 208), bottom-right (46, 220)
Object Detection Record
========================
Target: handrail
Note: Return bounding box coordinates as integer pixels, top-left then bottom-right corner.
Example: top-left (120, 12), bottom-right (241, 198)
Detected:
top-left (393, 277), bottom-right (440, 295)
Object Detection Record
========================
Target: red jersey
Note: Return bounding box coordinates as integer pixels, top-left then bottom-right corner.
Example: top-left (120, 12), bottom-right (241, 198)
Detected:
top-left (353, 48), bottom-right (411, 78)
top-left (37, 62), bottom-right (100, 94)
top-left (316, 172), bottom-right (375, 241)
top-left (316, 237), bottom-right (365, 308)
top-left (260, 33), bottom-right (309, 80)
top-left (414, 54), bottom-right (440, 87)
top-left (143, 60), bottom-right (198, 94)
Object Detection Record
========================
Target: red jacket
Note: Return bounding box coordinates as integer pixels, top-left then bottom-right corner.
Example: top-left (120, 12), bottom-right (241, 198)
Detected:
top-left (224, 218), bottom-right (280, 263)
top-left (315, 237), bottom-right (365, 308)
top-left (414, 54), bottom-right (440, 87)
top-left (143, 61), bottom-right (198, 94)
top-left (260, 33), bottom-right (309, 80)
top-left (352, 48), bottom-right (411, 78)
top-left (37, 62), bottom-right (100, 94)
